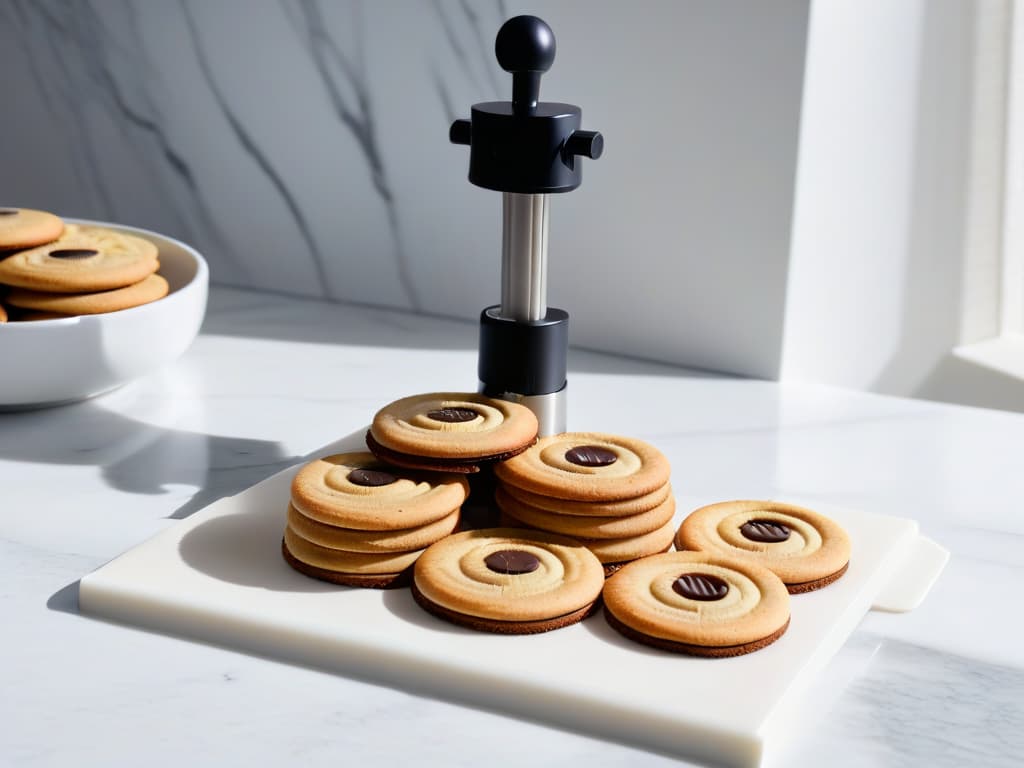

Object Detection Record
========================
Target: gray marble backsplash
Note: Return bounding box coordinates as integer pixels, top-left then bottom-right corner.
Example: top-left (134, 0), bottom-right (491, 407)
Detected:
top-left (0, 0), bottom-right (809, 377)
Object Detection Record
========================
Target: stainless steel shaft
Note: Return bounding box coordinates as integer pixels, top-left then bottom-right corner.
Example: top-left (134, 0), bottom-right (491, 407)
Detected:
top-left (501, 192), bottom-right (549, 321)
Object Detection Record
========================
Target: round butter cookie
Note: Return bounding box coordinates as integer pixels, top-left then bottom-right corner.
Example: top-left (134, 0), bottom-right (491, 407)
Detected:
top-left (291, 452), bottom-right (468, 531)
top-left (282, 528), bottom-right (423, 589)
top-left (603, 551), bottom-right (791, 657)
top-left (0, 224), bottom-right (158, 292)
top-left (494, 485), bottom-right (676, 539)
top-left (368, 392), bottom-right (538, 473)
top-left (494, 432), bottom-right (671, 502)
top-left (412, 527), bottom-right (605, 634)
top-left (5, 273), bottom-right (169, 315)
top-left (286, 503), bottom-right (459, 554)
top-left (674, 500), bottom-right (851, 593)
top-left (0, 207), bottom-right (63, 250)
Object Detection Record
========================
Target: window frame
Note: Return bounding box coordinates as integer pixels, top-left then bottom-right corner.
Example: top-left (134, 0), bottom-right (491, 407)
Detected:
top-left (1000, 0), bottom-right (1024, 337)
top-left (950, 0), bottom-right (1024, 397)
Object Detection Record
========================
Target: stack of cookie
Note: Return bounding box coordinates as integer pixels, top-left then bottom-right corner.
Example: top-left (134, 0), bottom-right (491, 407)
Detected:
top-left (494, 432), bottom-right (676, 575)
top-left (0, 207), bottom-right (166, 321)
top-left (283, 452), bottom-right (469, 588)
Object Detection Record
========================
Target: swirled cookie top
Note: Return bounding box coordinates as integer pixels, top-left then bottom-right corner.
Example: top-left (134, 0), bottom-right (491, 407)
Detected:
top-left (290, 451), bottom-right (468, 530)
top-left (494, 432), bottom-right (671, 501)
top-left (413, 528), bottom-right (605, 622)
top-left (370, 393), bottom-right (539, 459)
top-left (0, 224), bottom-right (158, 292)
top-left (603, 551), bottom-right (790, 647)
top-left (0, 207), bottom-right (64, 250)
top-left (674, 500), bottom-right (851, 586)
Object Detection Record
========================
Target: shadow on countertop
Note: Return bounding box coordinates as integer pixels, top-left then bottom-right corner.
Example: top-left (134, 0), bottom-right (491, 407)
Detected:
top-left (0, 399), bottom-right (301, 520)
top-left (46, 581), bottom-right (80, 615)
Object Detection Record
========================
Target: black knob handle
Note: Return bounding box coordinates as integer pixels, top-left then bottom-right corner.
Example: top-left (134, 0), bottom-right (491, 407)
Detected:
top-left (450, 15), bottom-right (602, 194)
top-left (495, 16), bottom-right (555, 115)
top-left (565, 130), bottom-right (604, 160)
top-left (450, 119), bottom-right (471, 145)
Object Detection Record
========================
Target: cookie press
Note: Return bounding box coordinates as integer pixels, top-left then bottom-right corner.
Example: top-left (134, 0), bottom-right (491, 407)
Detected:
top-left (450, 15), bottom-right (603, 437)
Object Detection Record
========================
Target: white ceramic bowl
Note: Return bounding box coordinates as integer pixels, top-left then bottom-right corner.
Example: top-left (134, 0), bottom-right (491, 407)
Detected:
top-left (0, 219), bottom-right (209, 409)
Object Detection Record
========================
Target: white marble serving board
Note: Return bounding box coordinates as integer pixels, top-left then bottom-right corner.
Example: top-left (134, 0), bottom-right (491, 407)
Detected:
top-left (79, 431), bottom-right (947, 768)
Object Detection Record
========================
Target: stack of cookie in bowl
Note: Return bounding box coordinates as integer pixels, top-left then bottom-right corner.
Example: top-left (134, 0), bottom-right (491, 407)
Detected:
top-left (283, 452), bottom-right (468, 588)
top-left (0, 207), bottom-right (167, 321)
top-left (494, 432), bottom-right (677, 575)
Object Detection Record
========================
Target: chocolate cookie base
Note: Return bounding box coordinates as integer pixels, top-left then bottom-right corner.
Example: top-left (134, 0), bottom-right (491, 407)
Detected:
top-left (604, 606), bottom-right (790, 658)
top-left (602, 561), bottom-right (628, 577)
top-left (410, 580), bottom-right (599, 635)
top-left (786, 560), bottom-right (849, 594)
top-left (365, 430), bottom-right (534, 475)
top-left (281, 539), bottom-right (411, 589)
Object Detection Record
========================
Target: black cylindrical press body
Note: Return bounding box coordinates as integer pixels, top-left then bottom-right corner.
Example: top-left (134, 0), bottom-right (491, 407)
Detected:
top-left (478, 307), bottom-right (569, 396)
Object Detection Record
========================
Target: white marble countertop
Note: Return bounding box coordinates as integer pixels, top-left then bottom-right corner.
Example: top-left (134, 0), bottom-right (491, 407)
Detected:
top-left (2, 287), bottom-right (1022, 767)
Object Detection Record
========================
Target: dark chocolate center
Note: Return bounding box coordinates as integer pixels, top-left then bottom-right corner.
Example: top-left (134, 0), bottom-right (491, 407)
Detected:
top-left (672, 573), bottom-right (729, 601)
top-left (484, 549), bottom-right (540, 575)
top-left (740, 519), bottom-right (791, 543)
top-left (427, 407), bottom-right (479, 423)
top-left (347, 468), bottom-right (398, 487)
top-left (49, 248), bottom-right (99, 259)
top-left (0, 208), bottom-right (18, 216)
top-left (564, 445), bottom-right (617, 467)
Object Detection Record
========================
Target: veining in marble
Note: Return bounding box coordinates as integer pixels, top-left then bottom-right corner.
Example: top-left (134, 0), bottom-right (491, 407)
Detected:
top-left (780, 635), bottom-right (1024, 767)
top-left (0, 0), bottom-right (811, 378)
